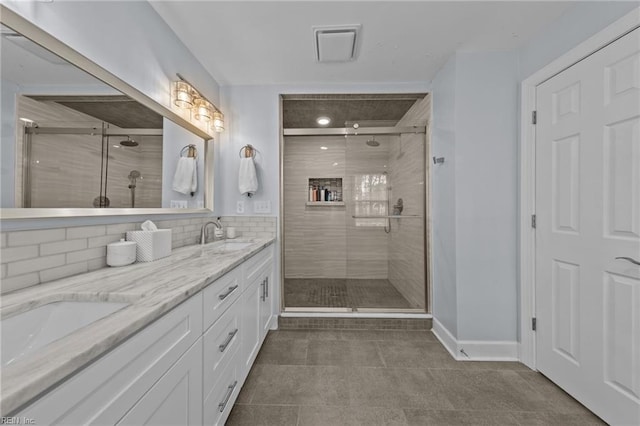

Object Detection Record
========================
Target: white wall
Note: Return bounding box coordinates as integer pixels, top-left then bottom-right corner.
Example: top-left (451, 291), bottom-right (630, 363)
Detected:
top-left (1, 0), bottom-right (219, 106)
top-left (455, 51), bottom-right (519, 341)
top-left (1, 0), bottom-right (221, 229)
top-left (216, 82), bottom-right (430, 217)
top-left (430, 4), bottom-right (638, 346)
top-left (162, 118), bottom-right (206, 209)
top-left (518, 1), bottom-right (638, 80)
top-left (431, 51), bottom-right (519, 342)
top-left (431, 57), bottom-right (458, 336)
top-left (1, 81), bottom-right (19, 207)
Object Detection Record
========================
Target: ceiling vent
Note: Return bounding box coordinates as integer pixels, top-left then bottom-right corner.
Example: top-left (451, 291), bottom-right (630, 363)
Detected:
top-left (313, 25), bottom-right (361, 63)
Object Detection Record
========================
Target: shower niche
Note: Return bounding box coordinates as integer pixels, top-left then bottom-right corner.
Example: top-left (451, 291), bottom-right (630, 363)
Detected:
top-left (306, 177), bottom-right (344, 206)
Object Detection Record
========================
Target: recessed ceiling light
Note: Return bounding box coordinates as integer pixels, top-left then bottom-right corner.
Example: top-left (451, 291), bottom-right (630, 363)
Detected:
top-left (317, 116), bottom-right (331, 126)
top-left (320, 146), bottom-right (328, 150)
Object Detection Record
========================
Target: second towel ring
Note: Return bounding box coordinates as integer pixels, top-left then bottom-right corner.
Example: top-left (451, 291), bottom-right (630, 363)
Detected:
top-left (180, 144), bottom-right (198, 159)
top-left (239, 144), bottom-right (257, 158)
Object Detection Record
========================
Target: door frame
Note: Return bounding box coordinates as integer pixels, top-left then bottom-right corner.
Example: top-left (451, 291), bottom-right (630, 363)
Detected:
top-left (518, 7), bottom-right (640, 369)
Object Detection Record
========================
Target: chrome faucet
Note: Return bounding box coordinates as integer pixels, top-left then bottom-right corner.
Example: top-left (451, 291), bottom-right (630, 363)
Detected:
top-left (200, 218), bottom-right (222, 245)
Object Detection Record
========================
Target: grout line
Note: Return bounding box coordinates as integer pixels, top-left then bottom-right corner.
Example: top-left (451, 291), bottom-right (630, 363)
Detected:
top-left (375, 341), bottom-right (388, 368)
top-left (295, 405), bottom-right (301, 426)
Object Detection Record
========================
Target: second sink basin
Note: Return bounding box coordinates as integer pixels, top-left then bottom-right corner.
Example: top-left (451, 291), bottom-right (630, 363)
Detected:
top-left (1, 301), bottom-right (129, 367)
top-left (209, 241), bottom-right (253, 253)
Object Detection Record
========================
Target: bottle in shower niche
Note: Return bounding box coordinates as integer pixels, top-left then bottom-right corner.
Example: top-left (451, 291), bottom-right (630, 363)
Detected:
top-left (309, 185), bottom-right (314, 202)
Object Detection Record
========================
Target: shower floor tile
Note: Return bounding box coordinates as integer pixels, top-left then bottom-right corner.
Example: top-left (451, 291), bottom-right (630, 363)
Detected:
top-left (284, 278), bottom-right (413, 309)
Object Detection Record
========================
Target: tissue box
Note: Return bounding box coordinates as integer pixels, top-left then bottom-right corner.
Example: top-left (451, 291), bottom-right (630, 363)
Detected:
top-left (126, 229), bottom-right (172, 262)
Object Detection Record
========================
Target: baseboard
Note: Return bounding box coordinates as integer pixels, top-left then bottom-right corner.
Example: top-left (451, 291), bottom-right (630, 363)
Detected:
top-left (432, 318), bottom-right (459, 358)
top-left (432, 318), bottom-right (519, 361)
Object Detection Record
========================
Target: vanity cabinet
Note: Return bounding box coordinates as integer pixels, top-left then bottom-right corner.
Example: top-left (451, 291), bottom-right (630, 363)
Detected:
top-left (17, 294), bottom-right (203, 425)
top-left (240, 247), bottom-right (275, 379)
top-left (16, 243), bottom-right (275, 426)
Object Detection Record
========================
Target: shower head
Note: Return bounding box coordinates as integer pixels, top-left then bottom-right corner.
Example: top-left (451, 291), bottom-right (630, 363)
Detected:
top-left (128, 170), bottom-right (141, 179)
top-left (366, 138), bottom-right (380, 147)
top-left (120, 136), bottom-right (138, 147)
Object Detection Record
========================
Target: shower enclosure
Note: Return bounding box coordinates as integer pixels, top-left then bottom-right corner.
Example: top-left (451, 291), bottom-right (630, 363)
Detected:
top-left (282, 121), bottom-right (429, 313)
top-left (19, 124), bottom-right (162, 208)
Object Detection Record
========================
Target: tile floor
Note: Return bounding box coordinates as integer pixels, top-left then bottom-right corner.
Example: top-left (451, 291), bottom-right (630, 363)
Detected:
top-left (284, 278), bottom-right (413, 309)
top-left (228, 329), bottom-right (605, 425)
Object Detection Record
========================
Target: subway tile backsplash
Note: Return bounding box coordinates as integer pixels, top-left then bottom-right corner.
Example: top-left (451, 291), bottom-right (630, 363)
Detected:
top-left (0, 216), bottom-right (276, 294)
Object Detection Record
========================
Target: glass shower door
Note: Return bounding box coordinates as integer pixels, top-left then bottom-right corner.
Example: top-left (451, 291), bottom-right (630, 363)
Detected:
top-left (345, 131), bottom-right (427, 312)
top-left (22, 123), bottom-right (104, 208)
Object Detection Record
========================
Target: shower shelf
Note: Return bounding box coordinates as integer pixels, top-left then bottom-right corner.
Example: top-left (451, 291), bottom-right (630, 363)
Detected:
top-left (306, 201), bottom-right (345, 207)
top-left (352, 215), bottom-right (422, 219)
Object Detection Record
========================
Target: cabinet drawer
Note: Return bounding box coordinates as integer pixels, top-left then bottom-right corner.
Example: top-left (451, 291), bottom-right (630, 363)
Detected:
top-left (203, 266), bottom-right (242, 330)
top-left (18, 294), bottom-right (203, 425)
top-left (203, 349), bottom-right (240, 426)
top-left (243, 244), bottom-right (273, 285)
top-left (203, 301), bottom-right (240, 395)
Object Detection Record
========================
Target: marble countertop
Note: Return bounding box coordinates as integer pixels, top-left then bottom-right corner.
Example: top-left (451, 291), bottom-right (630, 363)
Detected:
top-left (0, 237), bottom-right (275, 415)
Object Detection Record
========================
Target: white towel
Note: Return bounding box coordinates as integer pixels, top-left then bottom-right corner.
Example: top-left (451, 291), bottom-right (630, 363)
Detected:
top-left (239, 157), bottom-right (258, 196)
top-left (172, 157), bottom-right (197, 195)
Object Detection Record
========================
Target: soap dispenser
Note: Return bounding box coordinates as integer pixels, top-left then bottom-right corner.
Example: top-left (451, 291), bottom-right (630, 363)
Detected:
top-left (214, 217), bottom-right (224, 240)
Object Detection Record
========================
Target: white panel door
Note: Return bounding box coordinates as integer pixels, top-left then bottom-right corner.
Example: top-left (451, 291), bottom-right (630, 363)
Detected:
top-left (536, 27), bottom-right (640, 426)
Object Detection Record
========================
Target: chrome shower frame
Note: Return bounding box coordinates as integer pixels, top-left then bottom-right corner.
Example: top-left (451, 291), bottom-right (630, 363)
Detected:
top-left (280, 122), bottom-right (431, 314)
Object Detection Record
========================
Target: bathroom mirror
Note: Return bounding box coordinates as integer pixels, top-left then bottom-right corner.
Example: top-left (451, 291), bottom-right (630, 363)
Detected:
top-left (0, 7), bottom-right (214, 218)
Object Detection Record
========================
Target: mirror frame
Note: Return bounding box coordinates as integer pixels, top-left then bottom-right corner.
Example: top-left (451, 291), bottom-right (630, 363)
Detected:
top-left (0, 5), bottom-right (215, 219)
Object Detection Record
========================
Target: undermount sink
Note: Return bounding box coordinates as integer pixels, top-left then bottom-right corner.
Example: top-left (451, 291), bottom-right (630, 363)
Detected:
top-left (1, 301), bottom-right (129, 367)
top-left (209, 241), bottom-right (253, 252)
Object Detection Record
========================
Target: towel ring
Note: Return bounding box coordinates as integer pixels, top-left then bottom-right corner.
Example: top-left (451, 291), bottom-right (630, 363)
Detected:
top-left (180, 144), bottom-right (198, 159)
top-left (239, 144), bottom-right (257, 158)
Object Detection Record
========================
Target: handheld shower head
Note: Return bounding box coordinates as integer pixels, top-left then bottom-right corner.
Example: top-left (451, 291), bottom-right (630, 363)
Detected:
top-left (128, 170), bottom-right (141, 180)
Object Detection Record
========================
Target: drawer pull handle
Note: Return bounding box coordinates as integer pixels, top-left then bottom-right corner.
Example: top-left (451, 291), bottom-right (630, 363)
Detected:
top-left (219, 329), bottom-right (239, 352)
top-left (615, 256), bottom-right (640, 266)
top-left (265, 276), bottom-right (269, 298)
top-left (218, 380), bottom-right (238, 412)
top-left (218, 285), bottom-right (239, 300)
top-left (260, 279), bottom-right (266, 302)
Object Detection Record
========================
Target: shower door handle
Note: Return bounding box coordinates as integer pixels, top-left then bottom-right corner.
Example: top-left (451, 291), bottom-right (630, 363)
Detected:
top-left (615, 257), bottom-right (640, 266)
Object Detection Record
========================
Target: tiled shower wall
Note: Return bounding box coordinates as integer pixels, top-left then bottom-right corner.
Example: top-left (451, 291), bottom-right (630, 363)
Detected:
top-left (283, 135), bottom-right (390, 279)
top-left (388, 95), bottom-right (431, 309)
top-left (0, 216), bottom-right (275, 294)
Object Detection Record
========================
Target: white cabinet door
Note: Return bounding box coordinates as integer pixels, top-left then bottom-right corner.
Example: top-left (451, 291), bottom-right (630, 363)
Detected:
top-left (535, 27), bottom-right (640, 426)
top-left (259, 264), bottom-right (274, 339)
top-left (117, 339), bottom-right (203, 426)
top-left (240, 273), bottom-right (262, 379)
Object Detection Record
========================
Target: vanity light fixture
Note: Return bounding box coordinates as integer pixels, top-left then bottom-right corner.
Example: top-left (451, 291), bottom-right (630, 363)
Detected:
top-left (193, 98), bottom-right (212, 122)
top-left (173, 81), bottom-right (194, 109)
top-left (212, 110), bottom-right (225, 132)
top-left (316, 116), bottom-right (331, 126)
top-left (173, 73), bottom-right (224, 133)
